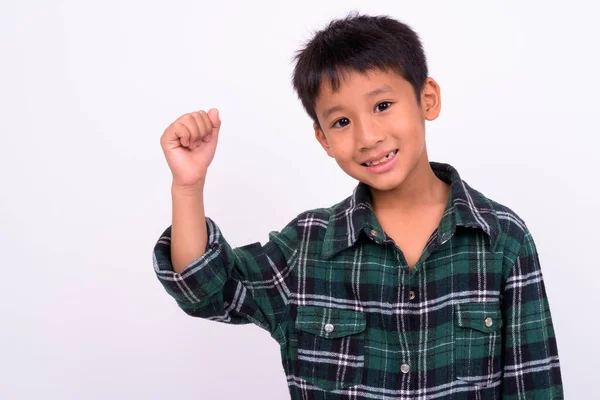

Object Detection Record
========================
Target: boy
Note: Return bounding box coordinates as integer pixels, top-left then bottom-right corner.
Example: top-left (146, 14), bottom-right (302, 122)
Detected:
top-left (153, 13), bottom-right (563, 399)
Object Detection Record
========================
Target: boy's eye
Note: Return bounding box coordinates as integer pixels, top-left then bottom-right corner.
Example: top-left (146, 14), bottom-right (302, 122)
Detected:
top-left (332, 117), bottom-right (350, 128)
top-left (375, 101), bottom-right (392, 112)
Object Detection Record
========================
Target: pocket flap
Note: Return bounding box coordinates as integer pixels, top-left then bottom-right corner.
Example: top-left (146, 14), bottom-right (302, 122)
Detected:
top-left (456, 302), bottom-right (502, 333)
top-left (295, 306), bottom-right (366, 339)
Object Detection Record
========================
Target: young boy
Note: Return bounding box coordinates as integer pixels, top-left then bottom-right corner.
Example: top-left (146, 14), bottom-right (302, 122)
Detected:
top-left (153, 13), bottom-right (563, 399)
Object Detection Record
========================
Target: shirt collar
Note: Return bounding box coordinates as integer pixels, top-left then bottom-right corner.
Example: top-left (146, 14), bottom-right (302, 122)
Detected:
top-left (321, 161), bottom-right (501, 259)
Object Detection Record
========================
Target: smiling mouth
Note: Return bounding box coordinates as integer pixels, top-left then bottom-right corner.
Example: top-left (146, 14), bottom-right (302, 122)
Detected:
top-left (361, 150), bottom-right (398, 167)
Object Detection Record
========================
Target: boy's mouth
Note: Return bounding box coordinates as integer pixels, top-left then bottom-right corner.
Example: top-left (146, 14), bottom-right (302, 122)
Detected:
top-left (361, 149), bottom-right (398, 167)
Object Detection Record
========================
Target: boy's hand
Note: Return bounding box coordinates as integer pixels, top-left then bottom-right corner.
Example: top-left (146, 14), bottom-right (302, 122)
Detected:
top-left (160, 108), bottom-right (221, 188)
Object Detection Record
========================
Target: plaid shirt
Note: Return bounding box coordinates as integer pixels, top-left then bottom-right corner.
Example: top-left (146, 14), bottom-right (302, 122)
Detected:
top-left (153, 161), bottom-right (563, 399)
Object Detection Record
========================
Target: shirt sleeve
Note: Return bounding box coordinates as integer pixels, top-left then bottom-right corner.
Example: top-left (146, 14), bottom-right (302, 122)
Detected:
top-left (152, 216), bottom-right (299, 338)
top-left (501, 227), bottom-right (563, 399)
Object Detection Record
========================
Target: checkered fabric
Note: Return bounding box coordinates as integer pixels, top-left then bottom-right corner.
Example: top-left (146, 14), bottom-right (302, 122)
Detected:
top-left (153, 162), bottom-right (563, 399)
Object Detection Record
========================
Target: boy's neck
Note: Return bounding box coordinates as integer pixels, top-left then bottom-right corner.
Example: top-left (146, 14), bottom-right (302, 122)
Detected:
top-left (369, 156), bottom-right (450, 214)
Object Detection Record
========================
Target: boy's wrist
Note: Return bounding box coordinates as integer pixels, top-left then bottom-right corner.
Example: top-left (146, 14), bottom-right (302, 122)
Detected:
top-left (171, 180), bottom-right (206, 197)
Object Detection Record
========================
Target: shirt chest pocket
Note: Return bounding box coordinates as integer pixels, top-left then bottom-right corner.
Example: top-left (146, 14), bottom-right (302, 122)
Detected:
top-left (294, 306), bottom-right (367, 391)
top-left (455, 302), bottom-right (503, 387)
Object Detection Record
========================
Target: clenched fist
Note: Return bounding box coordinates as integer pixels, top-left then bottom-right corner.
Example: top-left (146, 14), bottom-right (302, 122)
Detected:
top-left (160, 108), bottom-right (221, 188)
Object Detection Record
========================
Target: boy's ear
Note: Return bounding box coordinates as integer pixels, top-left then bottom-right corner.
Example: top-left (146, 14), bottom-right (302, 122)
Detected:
top-left (314, 122), bottom-right (334, 157)
top-left (420, 77), bottom-right (441, 121)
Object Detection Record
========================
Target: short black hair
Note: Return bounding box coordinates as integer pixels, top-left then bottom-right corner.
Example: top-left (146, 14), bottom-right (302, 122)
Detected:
top-left (292, 12), bottom-right (428, 125)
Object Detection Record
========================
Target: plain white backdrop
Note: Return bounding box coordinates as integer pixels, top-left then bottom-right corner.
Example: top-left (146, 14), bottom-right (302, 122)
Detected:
top-left (1, 0), bottom-right (598, 398)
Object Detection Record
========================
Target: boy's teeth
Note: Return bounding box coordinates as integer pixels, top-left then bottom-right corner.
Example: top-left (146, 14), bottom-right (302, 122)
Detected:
top-left (366, 151), bottom-right (396, 166)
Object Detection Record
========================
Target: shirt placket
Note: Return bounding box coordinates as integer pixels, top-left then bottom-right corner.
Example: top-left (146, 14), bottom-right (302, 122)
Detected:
top-left (392, 247), bottom-right (416, 391)
top-left (393, 228), bottom-right (448, 392)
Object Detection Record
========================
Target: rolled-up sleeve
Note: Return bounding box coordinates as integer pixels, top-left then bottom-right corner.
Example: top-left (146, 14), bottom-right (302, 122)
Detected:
top-left (501, 227), bottom-right (563, 399)
top-left (153, 216), bottom-right (298, 337)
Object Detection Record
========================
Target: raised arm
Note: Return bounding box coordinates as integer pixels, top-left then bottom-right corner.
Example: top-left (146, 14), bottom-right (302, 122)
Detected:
top-left (159, 108), bottom-right (222, 272)
top-left (154, 108), bottom-right (297, 337)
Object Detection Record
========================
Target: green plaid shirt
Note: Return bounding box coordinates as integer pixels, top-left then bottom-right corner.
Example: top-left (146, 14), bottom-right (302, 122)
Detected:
top-left (153, 161), bottom-right (563, 399)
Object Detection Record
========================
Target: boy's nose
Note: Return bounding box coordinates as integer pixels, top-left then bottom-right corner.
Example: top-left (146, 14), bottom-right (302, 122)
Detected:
top-left (355, 119), bottom-right (384, 150)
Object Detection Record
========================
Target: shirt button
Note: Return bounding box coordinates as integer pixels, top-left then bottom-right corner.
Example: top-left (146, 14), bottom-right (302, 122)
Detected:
top-left (324, 323), bottom-right (335, 333)
top-left (370, 229), bottom-right (378, 237)
top-left (485, 317), bottom-right (493, 328)
top-left (409, 291), bottom-right (416, 301)
top-left (400, 363), bottom-right (410, 374)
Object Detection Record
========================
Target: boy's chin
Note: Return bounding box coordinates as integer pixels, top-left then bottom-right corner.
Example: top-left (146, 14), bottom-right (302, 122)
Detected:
top-left (367, 181), bottom-right (402, 192)
top-left (343, 166), bottom-right (406, 192)
top-left (358, 176), bottom-right (405, 193)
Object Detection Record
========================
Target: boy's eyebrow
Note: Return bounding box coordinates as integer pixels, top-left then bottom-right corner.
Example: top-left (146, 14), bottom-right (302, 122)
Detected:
top-left (321, 85), bottom-right (395, 120)
top-left (322, 105), bottom-right (344, 120)
top-left (365, 85), bottom-right (394, 98)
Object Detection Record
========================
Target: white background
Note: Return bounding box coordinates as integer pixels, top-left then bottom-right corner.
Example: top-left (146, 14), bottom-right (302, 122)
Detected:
top-left (1, 0), bottom-right (598, 398)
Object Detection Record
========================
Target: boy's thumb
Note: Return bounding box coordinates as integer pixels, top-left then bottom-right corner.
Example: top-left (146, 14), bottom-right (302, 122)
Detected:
top-left (207, 108), bottom-right (221, 130)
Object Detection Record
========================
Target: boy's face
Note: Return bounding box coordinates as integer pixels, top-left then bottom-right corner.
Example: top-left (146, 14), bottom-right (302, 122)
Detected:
top-left (313, 69), bottom-right (441, 192)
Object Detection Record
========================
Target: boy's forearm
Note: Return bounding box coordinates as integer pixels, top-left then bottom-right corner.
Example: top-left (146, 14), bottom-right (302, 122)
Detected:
top-left (170, 183), bottom-right (208, 274)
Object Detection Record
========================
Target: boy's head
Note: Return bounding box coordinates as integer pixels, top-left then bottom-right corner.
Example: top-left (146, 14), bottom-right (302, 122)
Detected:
top-left (292, 13), bottom-right (441, 192)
